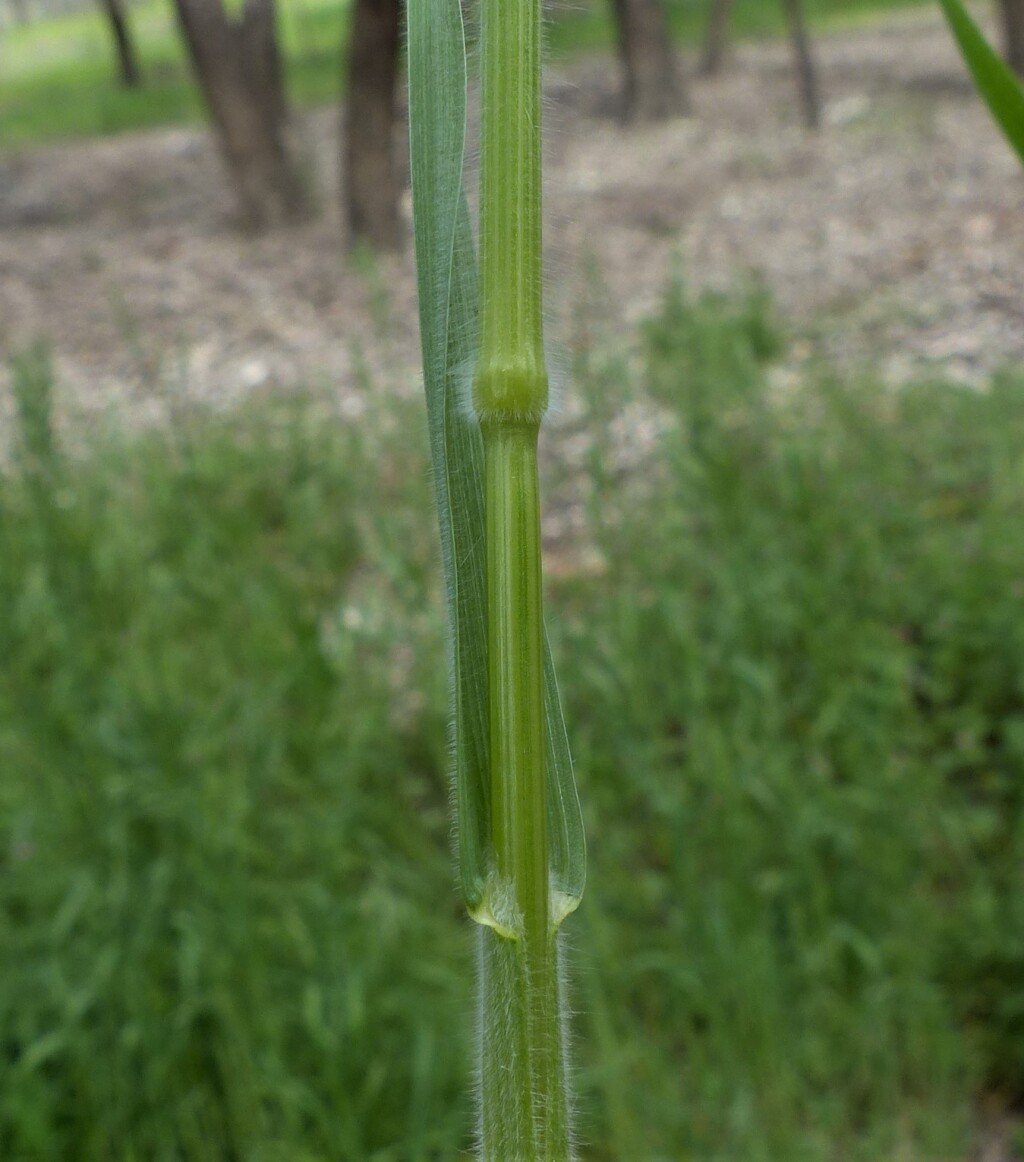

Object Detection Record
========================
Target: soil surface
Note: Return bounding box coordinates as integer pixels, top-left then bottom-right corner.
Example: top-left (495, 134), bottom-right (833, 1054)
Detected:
top-left (1, 9), bottom-right (1022, 442)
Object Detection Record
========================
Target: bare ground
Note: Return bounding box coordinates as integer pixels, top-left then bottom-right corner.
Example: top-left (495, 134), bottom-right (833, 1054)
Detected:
top-left (1, 9), bottom-right (1022, 443)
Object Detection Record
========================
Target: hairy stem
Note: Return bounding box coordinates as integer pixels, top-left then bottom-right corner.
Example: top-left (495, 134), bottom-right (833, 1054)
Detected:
top-left (472, 0), bottom-right (571, 1155)
top-left (479, 922), bottom-right (569, 1159)
top-left (485, 421), bottom-right (547, 949)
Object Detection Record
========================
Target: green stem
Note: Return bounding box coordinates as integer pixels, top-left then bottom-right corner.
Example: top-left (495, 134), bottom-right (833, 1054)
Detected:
top-left (472, 0), bottom-right (570, 1155)
top-left (474, 0), bottom-right (547, 423)
top-left (478, 418), bottom-right (570, 1161)
top-left (479, 921), bottom-right (568, 1160)
top-left (485, 420), bottom-right (548, 948)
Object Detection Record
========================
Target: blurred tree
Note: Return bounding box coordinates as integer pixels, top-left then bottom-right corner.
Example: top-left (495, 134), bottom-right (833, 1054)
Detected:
top-left (699, 0), bottom-right (820, 128)
top-left (98, 0), bottom-right (141, 88)
top-left (782, 0), bottom-right (820, 127)
top-left (700, 0), bottom-right (733, 75)
top-left (173, 0), bottom-right (310, 230)
top-left (609, 0), bottom-right (688, 122)
top-left (1000, 0), bottom-right (1024, 75)
top-left (344, 0), bottom-right (402, 249)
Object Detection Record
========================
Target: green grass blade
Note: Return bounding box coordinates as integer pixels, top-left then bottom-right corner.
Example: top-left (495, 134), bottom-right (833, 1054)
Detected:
top-left (408, 0), bottom-right (489, 912)
top-left (543, 641), bottom-right (585, 918)
top-left (939, 0), bottom-right (1024, 165)
top-left (408, 0), bottom-right (585, 919)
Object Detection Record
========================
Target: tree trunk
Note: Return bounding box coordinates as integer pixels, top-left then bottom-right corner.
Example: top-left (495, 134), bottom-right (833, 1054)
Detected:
top-left (99, 0), bottom-right (141, 88)
top-left (344, 0), bottom-right (402, 250)
top-left (173, 0), bottom-right (309, 230)
top-left (781, 0), bottom-right (820, 129)
top-left (610, 0), bottom-right (688, 123)
top-left (700, 0), bottom-right (735, 76)
top-left (1000, 0), bottom-right (1024, 76)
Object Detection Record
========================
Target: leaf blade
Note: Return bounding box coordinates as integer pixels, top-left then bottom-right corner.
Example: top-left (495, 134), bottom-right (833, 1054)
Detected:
top-left (408, 0), bottom-right (490, 911)
top-left (940, 0), bottom-right (1024, 166)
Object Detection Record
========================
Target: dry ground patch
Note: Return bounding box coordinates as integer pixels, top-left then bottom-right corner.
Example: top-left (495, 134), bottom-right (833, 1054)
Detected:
top-left (0, 9), bottom-right (1021, 431)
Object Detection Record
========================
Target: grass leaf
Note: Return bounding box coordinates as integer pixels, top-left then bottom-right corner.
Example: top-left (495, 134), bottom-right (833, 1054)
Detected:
top-left (407, 0), bottom-right (584, 917)
top-left (939, 0), bottom-right (1024, 166)
top-left (408, 0), bottom-right (489, 912)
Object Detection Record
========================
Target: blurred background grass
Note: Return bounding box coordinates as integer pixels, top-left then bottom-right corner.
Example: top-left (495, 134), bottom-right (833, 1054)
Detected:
top-left (1, 278), bottom-right (1021, 1158)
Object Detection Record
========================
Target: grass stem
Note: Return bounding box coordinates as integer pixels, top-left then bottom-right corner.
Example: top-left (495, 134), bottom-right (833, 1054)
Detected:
top-left (472, 0), bottom-right (571, 1154)
top-left (485, 420), bottom-right (548, 949)
top-left (474, 0), bottom-right (547, 424)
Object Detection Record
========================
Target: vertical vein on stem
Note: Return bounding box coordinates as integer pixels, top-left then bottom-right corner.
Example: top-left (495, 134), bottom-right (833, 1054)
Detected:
top-left (475, 0), bottom-right (549, 961)
top-left (475, 0), bottom-right (550, 938)
top-left (474, 0), bottom-right (569, 1154)
top-left (475, 0), bottom-right (547, 421)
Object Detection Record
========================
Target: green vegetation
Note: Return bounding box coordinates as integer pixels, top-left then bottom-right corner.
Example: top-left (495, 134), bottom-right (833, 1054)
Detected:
top-left (1, 279), bottom-right (1022, 1157)
top-left (0, 347), bottom-right (464, 1158)
top-left (940, 0), bottom-right (1024, 165)
top-left (0, 0), bottom-right (936, 146)
top-left (564, 278), bottom-right (1024, 1158)
top-left (544, 0), bottom-right (935, 59)
top-left (0, 0), bottom-right (350, 145)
